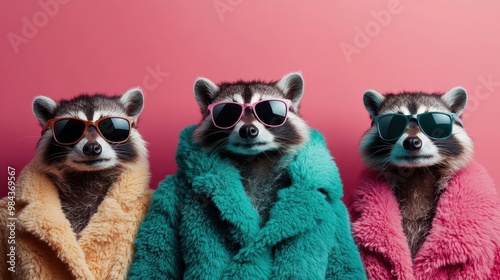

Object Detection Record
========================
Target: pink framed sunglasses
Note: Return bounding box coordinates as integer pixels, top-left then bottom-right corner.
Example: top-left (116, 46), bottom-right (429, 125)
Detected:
top-left (207, 98), bottom-right (293, 129)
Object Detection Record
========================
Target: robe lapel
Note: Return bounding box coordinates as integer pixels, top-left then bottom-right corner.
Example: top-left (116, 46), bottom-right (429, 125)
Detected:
top-left (191, 172), bottom-right (261, 248)
top-left (78, 160), bottom-right (151, 278)
top-left (413, 163), bottom-right (500, 278)
top-left (353, 163), bottom-right (500, 279)
top-left (242, 129), bottom-right (344, 259)
top-left (16, 160), bottom-right (150, 279)
top-left (250, 187), bottom-right (329, 257)
top-left (177, 127), bottom-right (261, 248)
top-left (350, 172), bottom-right (414, 279)
top-left (186, 128), bottom-right (338, 264)
top-left (16, 165), bottom-right (94, 279)
top-left (191, 172), bottom-right (330, 270)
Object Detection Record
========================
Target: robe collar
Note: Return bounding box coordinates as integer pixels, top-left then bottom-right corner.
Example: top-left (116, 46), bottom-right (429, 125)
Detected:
top-left (176, 126), bottom-right (342, 261)
top-left (350, 162), bottom-right (500, 278)
top-left (15, 159), bottom-right (150, 279)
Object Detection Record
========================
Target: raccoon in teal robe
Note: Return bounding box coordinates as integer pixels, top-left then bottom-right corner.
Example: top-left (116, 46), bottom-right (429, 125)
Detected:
top-left (128, 73), bottom-right (365, 279)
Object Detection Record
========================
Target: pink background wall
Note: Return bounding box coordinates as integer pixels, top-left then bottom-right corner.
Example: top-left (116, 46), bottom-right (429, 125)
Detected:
top-left (1, 1), bottom-right (499, 199)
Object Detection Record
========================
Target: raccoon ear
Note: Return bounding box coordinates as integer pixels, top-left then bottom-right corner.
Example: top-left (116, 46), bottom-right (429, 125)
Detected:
top-left (121, 88), bottom-right (144, 120)
top-left (194, 77), bottom-right (219, 112)
top-left (441, 87), bottom-right (467, 116)
top-left (277, 72), bottom-right (304, 109)
top-left (33, 96), bottom-right (58, 125)
top-left (363, 90), bottom-right (385, 117)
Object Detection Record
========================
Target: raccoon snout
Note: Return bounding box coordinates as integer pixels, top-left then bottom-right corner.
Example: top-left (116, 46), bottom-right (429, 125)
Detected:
top-left (403, 136), bottom-right (422, 151)
top-left (83, 142), bottom-right (102, 156)
top-left (239, 124), bottom-right (259, 139)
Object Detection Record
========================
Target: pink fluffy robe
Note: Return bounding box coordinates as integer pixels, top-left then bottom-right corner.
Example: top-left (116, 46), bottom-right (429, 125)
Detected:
top-left (349, 162), bottom-right (500, 279)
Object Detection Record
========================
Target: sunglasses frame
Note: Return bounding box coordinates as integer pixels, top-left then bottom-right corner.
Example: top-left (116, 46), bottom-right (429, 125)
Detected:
top-left (41, 116), bottom-right (135, 145)
top-left (207, 98), bottom-right (293, 129)
top-left (373, 112), bottom-right (462, 141)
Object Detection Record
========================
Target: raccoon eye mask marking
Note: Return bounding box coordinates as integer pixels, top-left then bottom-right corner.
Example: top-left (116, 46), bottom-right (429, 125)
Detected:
top-left (360, 87), bottom-right (473, 170)
top-left (32, 88), bottom-right (146, 171)
top-left (193, 72), bottom-right (309, 155)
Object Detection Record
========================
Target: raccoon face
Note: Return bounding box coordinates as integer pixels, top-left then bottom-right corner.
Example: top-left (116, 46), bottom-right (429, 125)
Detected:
top-left (192, 72), bottom-right (309, 155)
top-left (32, 88), bottom-right (147, 172)
top-left (360, 87), bottom-right (474, 172)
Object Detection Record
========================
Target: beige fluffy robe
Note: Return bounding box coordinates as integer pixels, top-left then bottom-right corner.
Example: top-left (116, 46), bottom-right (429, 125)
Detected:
top-left (0, 160), bottom-right (151, 280)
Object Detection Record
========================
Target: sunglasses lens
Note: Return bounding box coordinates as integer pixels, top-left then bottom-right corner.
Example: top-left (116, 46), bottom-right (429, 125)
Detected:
top-left (212, 103), bottom-right (243, 128)
top-left (377, 114), bottom-right (407, 140)
top-left (53, 119), bottom-right (85, 144)
top-left (419, 112), bottom-right (453, 139)
top-left (254, 100), bottom-right (288, 126)
top-left (98, 118), bottom-right (131, 142)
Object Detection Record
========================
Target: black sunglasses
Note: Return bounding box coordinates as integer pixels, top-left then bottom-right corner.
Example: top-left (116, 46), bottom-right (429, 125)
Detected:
top-left (207, 99), bottom-right (293, 129)
top-left (373, 112), bottom-right (462, 141)
top-left (42, 117), bottom-right (135, 145)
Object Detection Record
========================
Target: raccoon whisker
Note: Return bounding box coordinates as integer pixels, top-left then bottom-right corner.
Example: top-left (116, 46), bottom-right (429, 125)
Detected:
top-left (364, 144), bottom-right (393, 151)
top-left (202, 130), bottom-right (231, 140)
top-left (212, 137), bottom-right (229, 150)
top-left (364, 147), bottom-right (393, 155)
top-left (48, 144), bottom-right (70, 149)
top-left (364, 144), bottom-right (393, 150)
top-left (363, 148), bottom-right (394, 161)
top-left (44, 150), bottom-right (70, 157)
top-left (372, 138), bottom-right (398, 145)
top-left (423, 166), bottom-right (438, 179)
top-left (365, 160), bottom-right (391, 168)
top-left (272, 140), bottom-right (301, 154)
top-left (208, 138), bottom-right (229, 154)
top-left (207, 144), bottom-right (224, 154)
top-left (433, 144), bottom-right (460, 156)
top-left (45, 157), bottom-right (67, 163)
top-left (380, 164), bottom-right (394, 173)
top-left (31, 91), bottom-right (148, 237)
top-left (47, 142), bottom-right (74, 150)
top-left (110, 146), bottom-right (134, 152)
top-left (360, 145), bottom-right (394, 158)
top-left (363, 149), bottom-right (393, 160)
top-left (45, 153), bottom-right (72, 161)
top-left (434, 148), bottom-right (456, 156)
top-left (276, 149), bottom-right (288, 159)
top-left (195, 131), bottom-right (230, 153)
top-left (259, 150), bottom-right (277, 164)
top-left (375, 166), bottom-right (391, 182)
top-left (372, 161), bottom-right (391, 171)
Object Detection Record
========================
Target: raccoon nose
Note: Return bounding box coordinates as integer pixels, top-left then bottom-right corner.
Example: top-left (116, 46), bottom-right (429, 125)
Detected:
top-left (403, 136), bottom-right (422, 151)
top-left (239, 124), bottom-right (259, 139)
top-left (83, 142), bottom-right (102, 156)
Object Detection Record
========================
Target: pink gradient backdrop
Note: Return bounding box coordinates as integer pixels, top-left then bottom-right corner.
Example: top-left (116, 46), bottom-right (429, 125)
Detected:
top-left (1, 1), bottom-right (499, 199)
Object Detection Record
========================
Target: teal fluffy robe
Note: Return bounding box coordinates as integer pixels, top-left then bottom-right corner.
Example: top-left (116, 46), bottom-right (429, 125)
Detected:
top-left (129, 126), bottom-right (366, 279)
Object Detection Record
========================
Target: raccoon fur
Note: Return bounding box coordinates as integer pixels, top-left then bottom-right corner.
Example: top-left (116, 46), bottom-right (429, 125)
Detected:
top-left (359, 87), bottom-right (474, 259)
top-left (192, 72), bottom-right (310, 224)
top-left (32, 88), bottom-right (147, 236)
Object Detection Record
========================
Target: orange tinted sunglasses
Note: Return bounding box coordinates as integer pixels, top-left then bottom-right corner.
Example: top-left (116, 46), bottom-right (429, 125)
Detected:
top-left (42, 116), bottom-right (135, 145)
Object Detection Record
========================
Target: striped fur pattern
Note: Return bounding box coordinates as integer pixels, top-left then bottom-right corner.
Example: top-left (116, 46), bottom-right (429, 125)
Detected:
top-left (31, 88), bottom-right (147, 235)
top-left (359, 87), bottom-right (474, 259)
top-left (192, 73), bottom-right (310, 224)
